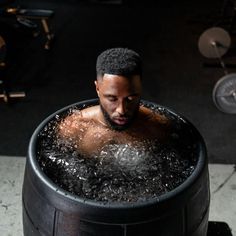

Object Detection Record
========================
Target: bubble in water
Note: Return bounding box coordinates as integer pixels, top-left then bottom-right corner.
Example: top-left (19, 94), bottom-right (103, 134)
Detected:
top-left (36, 104), bottom-right (198, 203)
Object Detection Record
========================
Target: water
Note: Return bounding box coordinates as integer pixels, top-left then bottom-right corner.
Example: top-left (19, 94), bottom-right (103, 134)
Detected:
top-left (36, 103), bottom-right (198, 203)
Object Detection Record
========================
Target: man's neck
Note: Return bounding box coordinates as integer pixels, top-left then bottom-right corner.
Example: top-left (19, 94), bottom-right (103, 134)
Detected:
top-left (97, 107), bottom-right (109, 127)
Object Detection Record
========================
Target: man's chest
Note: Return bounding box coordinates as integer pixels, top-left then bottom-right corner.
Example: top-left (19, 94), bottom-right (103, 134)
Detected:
top-left (78, 126), bottom-right (152, 156)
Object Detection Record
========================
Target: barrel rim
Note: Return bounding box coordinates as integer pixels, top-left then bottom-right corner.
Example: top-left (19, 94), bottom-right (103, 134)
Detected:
top-left (28, 98), bottom-right (207, 209)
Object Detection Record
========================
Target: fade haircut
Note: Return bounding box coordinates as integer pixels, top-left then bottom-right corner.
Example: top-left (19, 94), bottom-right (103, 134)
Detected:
top-left (96, 48), bottom-right (142, 78)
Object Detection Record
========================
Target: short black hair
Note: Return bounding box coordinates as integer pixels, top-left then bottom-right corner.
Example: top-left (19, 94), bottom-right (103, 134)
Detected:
top-left (96, 48), bottom-right (142, 78)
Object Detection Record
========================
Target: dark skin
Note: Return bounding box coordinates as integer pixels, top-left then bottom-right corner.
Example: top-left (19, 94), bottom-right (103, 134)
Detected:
top-left (58, 74), bottom-right (171, 156)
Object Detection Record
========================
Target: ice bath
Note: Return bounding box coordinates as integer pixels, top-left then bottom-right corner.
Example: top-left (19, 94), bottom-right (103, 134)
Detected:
top-left (36, 101), bottom-right (197, 202)
top-left (22, 99), bottom-right (210, 236)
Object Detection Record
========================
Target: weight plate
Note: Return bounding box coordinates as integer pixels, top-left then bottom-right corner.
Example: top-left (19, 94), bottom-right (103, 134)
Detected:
top-left (213, 73), bottom-right (236, 114)
top-left (198, 27), bottom-right (231, 58)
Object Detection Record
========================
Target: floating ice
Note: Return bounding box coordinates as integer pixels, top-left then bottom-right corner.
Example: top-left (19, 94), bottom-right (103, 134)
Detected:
top-left (36, 104), bottom-right (198, 203)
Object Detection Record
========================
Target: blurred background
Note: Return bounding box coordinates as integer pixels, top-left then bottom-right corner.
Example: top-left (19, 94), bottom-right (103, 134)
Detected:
top-left (0, 0), bottom-right (235, 163)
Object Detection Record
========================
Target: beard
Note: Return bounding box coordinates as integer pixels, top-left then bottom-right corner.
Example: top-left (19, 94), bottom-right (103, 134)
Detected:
top-left (100, 103), bottom-right (139, 131)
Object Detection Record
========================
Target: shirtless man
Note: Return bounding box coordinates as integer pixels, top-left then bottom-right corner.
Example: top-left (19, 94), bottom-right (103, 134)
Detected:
top-left (58, 48), bottom-right (170, 157)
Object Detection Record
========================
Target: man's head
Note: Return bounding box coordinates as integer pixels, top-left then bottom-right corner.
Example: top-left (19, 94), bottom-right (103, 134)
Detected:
top-left (95, 48), bottom-right (142, 131)
top-left (96, 47), bottom-right (142, 77)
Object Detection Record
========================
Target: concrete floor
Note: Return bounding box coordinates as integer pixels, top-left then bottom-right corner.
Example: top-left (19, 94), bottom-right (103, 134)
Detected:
top-left (0, 155), bottom-right (235, 236)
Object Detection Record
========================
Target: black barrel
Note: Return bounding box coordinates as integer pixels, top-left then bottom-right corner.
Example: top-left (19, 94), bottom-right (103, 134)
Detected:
top-left (22, 99), bottom-right (210, 236)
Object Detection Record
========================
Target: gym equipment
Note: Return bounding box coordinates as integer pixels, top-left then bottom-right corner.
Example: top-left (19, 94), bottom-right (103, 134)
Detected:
top-left (1, 2), bottom-right (54, 50)
top-left (0, 35), bottom-right (25, 103)
top-left (0, 2), bottom-right (54, 103)
top-left (212, 73), bottom-right (236, 114)
top-left (198, 27), bottom-right (236, 114)
top-left (198, 27), bottom-right (231, 74)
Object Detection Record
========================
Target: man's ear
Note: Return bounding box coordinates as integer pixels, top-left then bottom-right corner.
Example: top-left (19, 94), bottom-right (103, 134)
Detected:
top-left (94, 80), bottom-right (100, 97)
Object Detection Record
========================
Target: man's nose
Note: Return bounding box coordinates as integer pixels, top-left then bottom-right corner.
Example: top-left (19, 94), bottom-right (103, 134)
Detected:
top-left (116, 101), bottom-right (127, 115)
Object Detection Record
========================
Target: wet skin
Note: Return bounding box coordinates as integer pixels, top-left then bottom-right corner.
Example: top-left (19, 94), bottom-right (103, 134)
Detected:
top-left (58, 74), bottom-right (171, 156)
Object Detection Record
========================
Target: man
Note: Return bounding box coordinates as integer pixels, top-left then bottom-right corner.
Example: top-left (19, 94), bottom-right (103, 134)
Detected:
top-left (58, 48), bottom-right (170, 157)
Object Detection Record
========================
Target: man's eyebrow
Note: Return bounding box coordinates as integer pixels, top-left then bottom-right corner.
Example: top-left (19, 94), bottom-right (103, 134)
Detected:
top-left (104, 94), bottom-right (116, 97)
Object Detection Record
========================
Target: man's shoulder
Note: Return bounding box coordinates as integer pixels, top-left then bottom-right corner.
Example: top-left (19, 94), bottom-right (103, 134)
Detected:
top-left (61, 104), bottom-right (99, 124)
top-left (80, 105), bottom-right (100, 120)
top-left (58, 105), bottom-right (100, 139)
top-left (139, 106), bottom-right (170, 125)
top-left (62, 105), bottom-right (100, 121)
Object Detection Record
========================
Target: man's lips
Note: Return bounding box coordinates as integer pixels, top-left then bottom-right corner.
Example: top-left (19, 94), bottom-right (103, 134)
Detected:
top-left (113, 117), bottom-right (129, 125)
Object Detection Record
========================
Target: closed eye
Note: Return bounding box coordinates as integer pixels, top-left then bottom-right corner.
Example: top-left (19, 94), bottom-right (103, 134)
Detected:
top-left (105, 95), bottom-right (117, 102)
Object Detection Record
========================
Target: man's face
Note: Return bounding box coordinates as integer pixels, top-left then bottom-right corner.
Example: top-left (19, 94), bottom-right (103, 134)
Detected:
top-left (95, 74), bottom-right (142, 131)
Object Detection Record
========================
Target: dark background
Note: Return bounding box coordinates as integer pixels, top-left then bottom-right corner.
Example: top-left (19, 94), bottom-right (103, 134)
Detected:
top-left (0, 0), bottom-right (235, 163)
